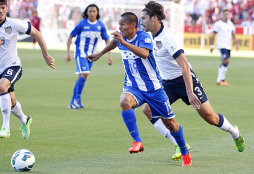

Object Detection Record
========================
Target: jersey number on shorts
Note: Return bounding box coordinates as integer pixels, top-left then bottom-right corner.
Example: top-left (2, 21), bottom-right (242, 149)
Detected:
top-left (164, 100), bottom-right (171, 115)
top-left (6, 69), bottom-right (13, 76)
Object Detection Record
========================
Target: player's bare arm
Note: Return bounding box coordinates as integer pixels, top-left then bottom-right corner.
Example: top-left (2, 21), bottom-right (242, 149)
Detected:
top-left (105, 39), bottom-right (113, 65)
top-left (66, 35), bottom-right (73, 63)
top-left (175, 53), bottom-right (201, 110)
top-left (112, 31), bottom-right (149, 59)
top-left (232, 33), bottom-right (239, 51)
top-left (210, 32), bottom-right (216, 53)
top-left (29, 26), bottom-right (55, 69)
top-left (87, 39), bottom-right (117, 62)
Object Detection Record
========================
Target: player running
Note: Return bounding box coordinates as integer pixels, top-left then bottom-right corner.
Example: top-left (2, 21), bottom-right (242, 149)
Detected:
top-left (140, 1), bottom-right (245, 158)
top-left (210, 8), bottom-right (239, 86)
top-left (0, 0), bottom-right (55, 139)
top-left (87, 12), bottom-right (192, 166)
top-left (66, 4), bottom-right (112, 109)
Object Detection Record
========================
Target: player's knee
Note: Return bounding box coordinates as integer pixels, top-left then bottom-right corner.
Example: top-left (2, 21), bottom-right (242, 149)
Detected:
top-left (0, 85), bottom-right (8, 94)
top-left (80, 73), bottom-right (89, 79)
top-left (120, 99), bottom-right (132, 111)
top-left (205, 113), bottom-right (219, 126)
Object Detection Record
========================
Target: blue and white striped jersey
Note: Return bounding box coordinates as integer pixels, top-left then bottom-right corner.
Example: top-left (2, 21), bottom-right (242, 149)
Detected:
top-left (70, 18), bottom-right (109, 58)
top-left (115, 30), bottom-right (162, 92)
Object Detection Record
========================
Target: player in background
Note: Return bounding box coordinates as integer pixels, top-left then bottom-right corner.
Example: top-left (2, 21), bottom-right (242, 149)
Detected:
top-left (140, 1), bottom-right (245, 159)
top-left (210, 8), bottom-right (239, 86)
top-left (87, 12), bottom-right (192, 166)
top-left (0, 0), bottom-right (55, 139)
top-left (139, 14), bottom-right (191, 161)
top-left (30, 11), bottom-right (41, 49)
top-left (66, 4), bottom-right (112, 109)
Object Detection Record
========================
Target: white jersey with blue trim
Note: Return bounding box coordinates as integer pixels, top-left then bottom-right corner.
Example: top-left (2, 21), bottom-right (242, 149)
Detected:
top-left (70, 18), bottom-right (109, 58)
top-left (213, 20), bottom-right (235, 50)
top-left (0, 17), bottom-right (31, 74)
top-left (153, 24), bottom-right (192, 80)
top-left (116, 30), bottom-right (162, 92)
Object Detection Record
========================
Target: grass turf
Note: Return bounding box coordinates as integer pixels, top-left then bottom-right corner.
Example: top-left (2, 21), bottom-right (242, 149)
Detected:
top-left (0, 49), bottom-right (253, 173)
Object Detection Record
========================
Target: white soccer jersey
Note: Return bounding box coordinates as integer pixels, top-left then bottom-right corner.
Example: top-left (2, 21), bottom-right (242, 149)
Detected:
top-left (0, 17), bottom-right (31, 74)
top-left (213, 20), bottom-right (235, 50)
top-left (153, 24), bottom-right (192, 80)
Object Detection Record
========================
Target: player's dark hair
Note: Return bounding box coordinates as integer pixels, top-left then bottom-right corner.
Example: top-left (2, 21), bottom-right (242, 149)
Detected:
top-left (142, 1), bottom-right (165, 23)
top-left (222, 8), bottom-right (229, 13)
top-left (82, 4), bottom-right (100, 19)
top-left (120, 12), bottom-right (138, 28)
top-left (0, 0), bottom-right (7, 6)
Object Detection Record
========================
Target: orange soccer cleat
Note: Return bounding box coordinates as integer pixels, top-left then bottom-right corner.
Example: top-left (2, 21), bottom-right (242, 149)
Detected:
top-left (217, 81), bottom-right (229, 86)
top-left (129, 141), bottom-right (144, 154)
top-left (181, 152), bottom-right (192, 166)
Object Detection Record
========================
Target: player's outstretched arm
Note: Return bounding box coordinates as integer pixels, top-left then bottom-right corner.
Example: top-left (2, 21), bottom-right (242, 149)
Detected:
top-left (29, 26), bottom-right (55, 69)
top-left (210, 32), bottom-right (216, 53)
top-left (112, 31), bottom-right (149, 59)
top-left (87, 39), bottom-right (117, 62)
top-left (66, 35), bottom-right (73, 63)
top-left (105, 39), bottom-right (113, 65)
top-left (176, 54), bottom-right (201, 110)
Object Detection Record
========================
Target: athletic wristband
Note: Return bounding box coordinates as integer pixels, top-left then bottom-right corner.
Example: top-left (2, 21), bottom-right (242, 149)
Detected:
top-left (210, 45), bottom-right (214, 49)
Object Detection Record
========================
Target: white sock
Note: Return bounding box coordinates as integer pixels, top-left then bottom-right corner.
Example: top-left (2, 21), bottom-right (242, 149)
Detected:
top-left (217, 66), bottom-right (223, 83)
top-left (219, 116), bottom-right (239, 139)
top-left (0, 93), bottom-right (12, 130)
top-left (153, 118), bottom-right (177, 145)
top-left (221, 66), bottom-right (228, 81)
top-left (11, 100), bottom-right (27, 126)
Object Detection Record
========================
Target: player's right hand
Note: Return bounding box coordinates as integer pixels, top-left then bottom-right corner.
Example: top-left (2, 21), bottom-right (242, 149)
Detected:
top-left (188, 92), bottom-right (201, 110)
top-left (44, 55), bottom-right (55, 69)
top-left (86, 53), bottom-right (101, 62)
top-left (66, 55), bottom-right (71, 63)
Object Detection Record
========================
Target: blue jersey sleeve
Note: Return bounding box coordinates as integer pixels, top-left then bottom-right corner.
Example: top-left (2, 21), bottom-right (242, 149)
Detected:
top-left (138, 32), bottom-right (153, 51)
top-left (100, 22), bottom-right (109, 40)
top-left (70, 21), bottom-right (83, 37)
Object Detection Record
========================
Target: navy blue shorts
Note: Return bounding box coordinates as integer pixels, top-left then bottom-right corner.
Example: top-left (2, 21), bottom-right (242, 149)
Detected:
top-left (219, 49), bottom-right (231, 60)
top-left (162, 70), bottom-right (208, 105)
top-left (121, 86), bottom-right (175, 119)
top-left (0, 66), bottom-right (22, 92)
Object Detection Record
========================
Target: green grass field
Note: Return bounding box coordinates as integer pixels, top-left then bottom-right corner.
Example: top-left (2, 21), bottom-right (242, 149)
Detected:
top-left (0, 49), bottom-right (254, 173)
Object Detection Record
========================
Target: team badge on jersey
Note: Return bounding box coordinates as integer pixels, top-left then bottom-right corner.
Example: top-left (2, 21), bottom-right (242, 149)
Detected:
top-left (156, 41), bottom-right (162, 49)
top-left (145, 38), bottom-right (151, 43)
top-left (171, 46), bottom-right (176, 51)
top-left (97, 26), bottom-right (101, 30)
top-left (4, 26), bottom-right (12, 34)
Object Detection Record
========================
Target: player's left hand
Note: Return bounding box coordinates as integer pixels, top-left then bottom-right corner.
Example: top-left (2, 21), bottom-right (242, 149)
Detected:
top-left (108, 56), bottom-right (113, 65)
top-left (44, 55), bottom-right (55, 69)
top-left (188, 92), bottom-right (201, 110)
top-left (111, 31), bottom-right (125, 45)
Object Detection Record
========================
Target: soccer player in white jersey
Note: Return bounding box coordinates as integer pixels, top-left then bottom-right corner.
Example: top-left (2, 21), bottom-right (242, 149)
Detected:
top-left (0, 0), bottom-right (55, 139)
top-left (139, 1), bottom-right (245, 160)
top-left (210, 8), bottom-right (239, 86)
top-left (66, 4), bottom-right (112, 109)
top-left (87, 12), bottom-right (192, 166)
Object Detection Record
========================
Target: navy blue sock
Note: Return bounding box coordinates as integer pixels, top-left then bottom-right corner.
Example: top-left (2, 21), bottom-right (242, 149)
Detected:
top-left (170, 125), bottom-right (188, 155)
top-left (150, 117), bottom-right (160, 124)
top-left (121, 109), bottom-right (142, 142)
top-left (222, 64), bottom-right (227, 67)
top-left (217, 113), bottom-right (224, 127)
top-left (76, 77), bottom-right (86, 100)
top-left (70, 82), bottom-right (78, 104)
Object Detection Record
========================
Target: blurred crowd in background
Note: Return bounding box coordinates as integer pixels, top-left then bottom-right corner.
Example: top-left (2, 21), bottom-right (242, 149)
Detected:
top-left (5, 0), bottom-right (254, 27)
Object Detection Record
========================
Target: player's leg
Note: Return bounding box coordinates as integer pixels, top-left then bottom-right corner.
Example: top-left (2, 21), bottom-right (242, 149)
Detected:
top-left (0, 78), bottom-right (11, 138)
top-left (197, 100), bottom-right (245, 152)
top-left (217, 49), bottom-right (230, 86)
top-left (120, 87), bottom-right (144, 153)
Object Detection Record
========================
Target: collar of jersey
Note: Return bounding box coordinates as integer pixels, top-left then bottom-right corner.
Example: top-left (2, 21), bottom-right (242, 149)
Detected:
top-left (0, 18), bottom-right (6, 28)
top-left (153, 23), bottom-right (164, 39)
top-left (127, 34), bottom-right (137, 42)
top-left (87, 19), bottom-right (97, 25)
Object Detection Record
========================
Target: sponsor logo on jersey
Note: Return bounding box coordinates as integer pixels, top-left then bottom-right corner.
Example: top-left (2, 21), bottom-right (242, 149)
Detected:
top-left (145, 38), bottom-right (151, 43)
top-left (156, 41), bottom-right (162, 49)
top-left (4, 26), bottom-right (12, 34)
top-left (84, 26), bottom-right (90, 29)
top-left (97, 26), bottom-right (101, 30)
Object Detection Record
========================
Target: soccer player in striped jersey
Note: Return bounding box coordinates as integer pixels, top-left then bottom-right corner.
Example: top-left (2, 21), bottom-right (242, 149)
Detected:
top-left (87, 12), bottom-right (192, 166)
top-left (66, 4), bottom-right (112, 109)
top-left (140, 1), bottom-right (245, 159)
top-left (210, 8), bottom-right (239, 86)
top-left (0, 0), bottom-right (55, 139)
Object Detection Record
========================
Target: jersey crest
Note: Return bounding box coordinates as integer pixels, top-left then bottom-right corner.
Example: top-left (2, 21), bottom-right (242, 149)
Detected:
top-left (156, 41), bottom-right (162, 49)
top-left (4, 26), bottom-right (12, 34)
